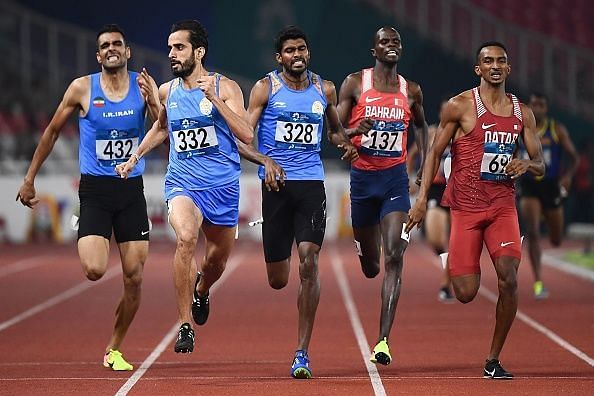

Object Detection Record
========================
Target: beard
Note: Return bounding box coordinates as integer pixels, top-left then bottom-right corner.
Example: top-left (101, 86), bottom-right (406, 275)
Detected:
top-left (171, 57), bottom-right (196, 78)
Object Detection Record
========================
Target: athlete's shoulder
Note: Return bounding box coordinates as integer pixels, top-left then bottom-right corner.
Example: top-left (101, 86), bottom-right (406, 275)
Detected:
top-left (442, 90), bottom-right (473, 119)
top-left (66, 75), bottom-right (91, 103)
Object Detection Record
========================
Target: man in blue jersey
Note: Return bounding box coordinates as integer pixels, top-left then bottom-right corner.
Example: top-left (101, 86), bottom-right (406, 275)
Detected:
top-left (16, 24), bottom-right (159, 371)
top-left (116, 20), bottom-right (253, 354)
top-left (518, 92), bottom-right (578, 299)
top-left (238, 25), bottom-right (358, 379)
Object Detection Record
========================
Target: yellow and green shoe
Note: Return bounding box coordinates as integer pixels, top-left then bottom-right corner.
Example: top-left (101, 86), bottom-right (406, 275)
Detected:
top-left (370, 337), bottom-right (392, 365)
top-left (103, 349), bottom-right (133, 371)
top-left (533, 281), bottom-right (550, 299)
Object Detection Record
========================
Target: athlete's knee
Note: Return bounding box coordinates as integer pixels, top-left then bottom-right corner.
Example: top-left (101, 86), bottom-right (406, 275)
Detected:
top-left (384, 249), bottom-right (404, 272)
top-left (123, 270), bottom-right (143, 290)
top-left (268, 273), bottom-right (289, 289)
top-left (360, 258), bottom-right (380, 278)
top-left (299, 256), bottom-right (319, 282)
top-left (82, 265), bottom-right (106, 281)
top-left (454, 289), bottom-right (478, 304)
top-left (498, 272), bottom-right (518, 295)
top-left (175, 230), bottom-right (198, 251)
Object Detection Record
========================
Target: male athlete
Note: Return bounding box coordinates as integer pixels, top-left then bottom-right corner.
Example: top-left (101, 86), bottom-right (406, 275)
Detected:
top-left (117, 20), bottom-right (253, 354)
top-left (17, 24), bottom-right (159, 371)
top-left (407, 42), bottom-right (544, 379)
top-left (239, 25), bottom-right (357, 378)
top-left (518, 92), bottom-right (578, 298)
top-left (337, 26), bottom-right (428, 366)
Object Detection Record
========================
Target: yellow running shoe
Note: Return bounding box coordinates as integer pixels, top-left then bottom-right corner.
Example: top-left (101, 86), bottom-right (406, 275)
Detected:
top-left (370, 337), bottom-right (392, 365)
top-left (103, 349), bottom-right (133, 371)
top-left (533, 281), bottom-right (549, 299)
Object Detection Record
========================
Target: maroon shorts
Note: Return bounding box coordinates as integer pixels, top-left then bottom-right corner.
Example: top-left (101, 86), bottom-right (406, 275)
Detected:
top-left (448, 206), bottom-right (521, 277)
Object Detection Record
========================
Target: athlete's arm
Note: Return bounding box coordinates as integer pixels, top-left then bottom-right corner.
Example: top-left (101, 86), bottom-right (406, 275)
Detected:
top-left (408, 81), bottom-right (429, 185)
top-left (16, 77), bottom-right (87, 208)
top-left (238, 77), bottom-right (286, 191)
top-left (556, 122), bottom-right (579, 191)
top-left (337, 73), bottom-right (374, 138)
top-left (406, 96), bottom-right (461, 232)
top-left (137, 67), bottom-right (160, 122)
top-left (505, 104), bottom-right (544, 178)
top-left (323, 80), bottom-right (358, 162)
top-left (197, 75), bottom-right (253, 144)
top-left (116, 83), bottom-right (170, 179)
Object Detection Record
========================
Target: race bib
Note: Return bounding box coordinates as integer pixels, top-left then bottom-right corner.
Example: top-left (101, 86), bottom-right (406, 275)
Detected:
top-left (170, 117), bottom-right (219, 159)
top-left (96, 129), bottom-right (139, 166)
top-left (274, 111), bottom-right (321, 151)
top-left (360, 120), bottom-right (405, 157)
top-left (480, 142), bottom-right (514, 181)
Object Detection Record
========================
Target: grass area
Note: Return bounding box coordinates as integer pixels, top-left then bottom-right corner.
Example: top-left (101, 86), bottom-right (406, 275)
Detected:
top-left (563, 251), bottom-right (594, 271)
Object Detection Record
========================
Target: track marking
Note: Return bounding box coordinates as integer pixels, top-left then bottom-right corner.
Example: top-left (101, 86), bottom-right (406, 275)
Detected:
top-left (0, 255), bottom-right (57, 279)
top-left (115, 254), bottom-right (244, 396)
top-left (0, 266), bottom-right (120, 332)
top-left (331, 253), bottom-right (386, 396)
top-left (421, 248), bottom-right (594, 368)
top-left (478, 286), bottom-right (594, 367)
top-left (542, 252), bottom-right (594, 283)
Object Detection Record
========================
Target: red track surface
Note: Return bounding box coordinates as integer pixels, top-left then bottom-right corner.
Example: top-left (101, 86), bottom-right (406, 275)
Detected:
top-left (1, 239), bottom-right (593, 395)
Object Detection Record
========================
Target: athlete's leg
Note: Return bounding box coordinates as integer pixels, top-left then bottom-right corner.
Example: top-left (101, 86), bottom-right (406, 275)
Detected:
top-left (197, 223), bottom-right (236, 295)
top-left (78, 236), bottom-right (110, 280)
top-left (425, 206), bottom-right (451, 289)
top-left (295, 241), bottom-right (321, 351)
top-left (376, 211), bottom-right (408, 342)
top-left (488, 255), bottom-right (519, 360)
top-left (520, 196), bottom-right (543, 283)
top-left (543, 206), bottom-right (564, 247)
top-left (106, 240), bottom-right (148, 352)
top-left (353, 225), bottom-right (381, 278)
top-left (169, 196), bottom-right (203, 324)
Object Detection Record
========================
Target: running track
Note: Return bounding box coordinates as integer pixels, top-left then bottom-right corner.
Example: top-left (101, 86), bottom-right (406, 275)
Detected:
top-left (0, 239), bottom-right (593, 395)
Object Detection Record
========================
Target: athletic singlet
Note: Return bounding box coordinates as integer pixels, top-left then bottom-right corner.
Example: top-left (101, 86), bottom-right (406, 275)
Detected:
top-left (257, 70), bottom-right (326, 181)
top-left (165, 74), bottom-right (240, 190)
top-left (79, 71), bottom-right (146, 176)
top-left (442, 87), bottom-right (523, 211)
top-left (348, 68), bottom-right (411, 171)
top-left (521, 117), bottom-right (561, 180)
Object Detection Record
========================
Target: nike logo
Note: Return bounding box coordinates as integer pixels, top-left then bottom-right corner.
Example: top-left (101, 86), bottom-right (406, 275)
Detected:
top-left (482, 122), bottom-right (496, 129)
top-left (365, 96), bottom-right (382, 103)
top-left (390, 196), bottom-right (401, 201)
top-left (485, 368), bottom-right (495, 377)
top-left (141, 230), bottom-right (150, 236)
top-left (500, 241), bottom-right (514, 247)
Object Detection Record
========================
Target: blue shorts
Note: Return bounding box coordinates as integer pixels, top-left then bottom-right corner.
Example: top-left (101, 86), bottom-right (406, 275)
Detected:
top-left (350, 163), bottom-right (410, 228)
top-left (164, 180), bottom-right (239, 226)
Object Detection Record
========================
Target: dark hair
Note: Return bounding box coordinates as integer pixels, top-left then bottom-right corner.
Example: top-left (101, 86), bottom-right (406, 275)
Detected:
top-left (529, 91), bottom-right (548, 103)
top-left (96, 24), bottom-right (126, 48)
top-left (274, 25), bottom-right (309, 53)
top-left (475, 41), bottom-right (507, 62)
top-left (171, 19), bottom-right (209, 53)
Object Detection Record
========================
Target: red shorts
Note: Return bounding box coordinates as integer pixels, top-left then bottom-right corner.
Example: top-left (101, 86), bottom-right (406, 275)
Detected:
top-left (448, 206), bottom-right (522, 277)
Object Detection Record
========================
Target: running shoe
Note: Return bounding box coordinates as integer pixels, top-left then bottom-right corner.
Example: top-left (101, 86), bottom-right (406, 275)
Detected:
top-left (192, 272), bottom-right (210, 325)
top-left (174, 322), bottom-right (195, 353)
top-left (533, 281), bottom-right (550, 300)
top-left (483, 359), bottom-right (514, 379)
top-left (438, 286), bottom-right (456, 304)
top-left (290, 350), bottom-right (312, 379)
top-left (103, 349), bottom-right (133, 371)
top-left (370, 337), bottom-right (392, 365)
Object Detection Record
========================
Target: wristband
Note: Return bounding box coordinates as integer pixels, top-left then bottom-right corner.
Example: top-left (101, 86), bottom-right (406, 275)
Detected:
top-left (131, 153), bottom-right (141, 163)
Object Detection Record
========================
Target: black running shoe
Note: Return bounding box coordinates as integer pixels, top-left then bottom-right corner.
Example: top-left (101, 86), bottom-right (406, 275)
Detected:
top-left (191, 272), bottom-right (210, 326)
top-left (483, 359), bottom-right (514, 379)
top-left (174, 323), bottom-right (195, 353)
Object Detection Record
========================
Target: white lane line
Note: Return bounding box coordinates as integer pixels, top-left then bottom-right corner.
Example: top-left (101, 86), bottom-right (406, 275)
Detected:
top-left (331, 253), bottom-right (386, 396)
top-left (542, 252), bottom-right (594, 283)
top-left (478, 287), bottom-right (594, 367)
top-left (0, 266), bottom-right (120, 332)
top-left (0, 255), bottom-right (57, 279)
top-left (2, 375), bottom-right (593, 381)
top-left (422, 248), bottom-right (594, 368)
top-left (115, 254), bottom-right (244, 396)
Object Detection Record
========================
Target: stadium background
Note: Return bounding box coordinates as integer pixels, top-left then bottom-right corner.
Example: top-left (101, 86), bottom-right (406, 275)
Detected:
top-left (1, 0), bottom-right (592, 243)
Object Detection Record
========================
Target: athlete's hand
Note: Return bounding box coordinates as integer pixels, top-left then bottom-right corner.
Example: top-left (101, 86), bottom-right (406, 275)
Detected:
top-left (560, 175), bottom-right (572, 193)
top-left (338, 142), bottom-right (359, 162)
top-left (16, 181), bottom-right (39, 208)
top-left (504, 158), bottom-right (529, 179)
top-left (406, 199), bottom-right (427, 233)
top-left (263, 157), bottom-right (286, 192)
top-left (197, 75), bottom-right (216, 101)
top-left (353, 118), bottom-right (374, 136)
top-left (137, 68), bottom-right (158, 107)
top-left (115, 158), bottom-right (136, 179)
